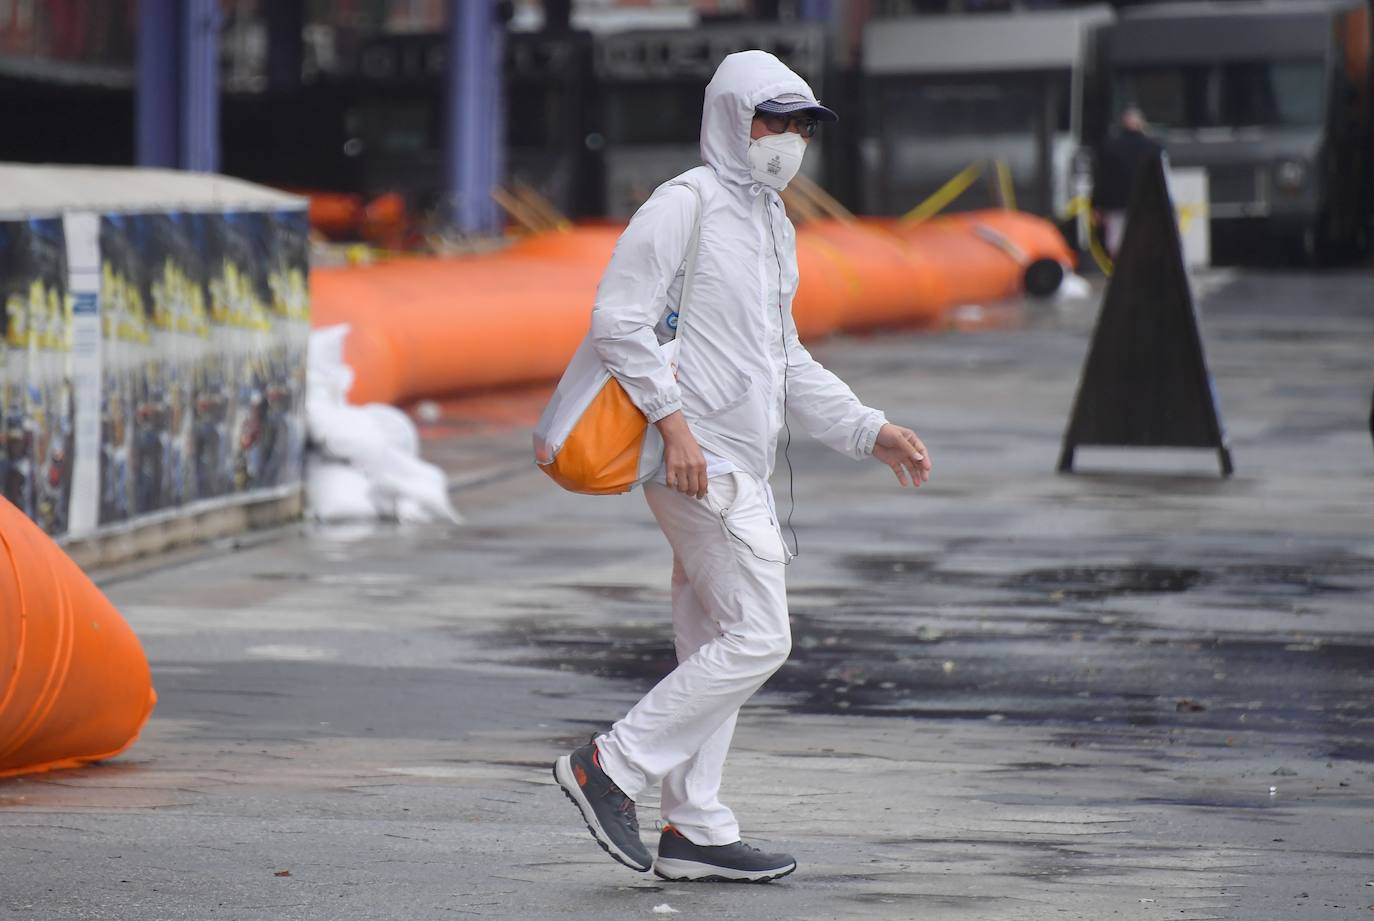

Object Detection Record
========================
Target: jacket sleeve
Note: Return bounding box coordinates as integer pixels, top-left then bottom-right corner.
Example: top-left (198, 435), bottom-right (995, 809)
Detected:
top-left (588, 183), bottom-right (696, 424)
top-left (782, 294), bottom-right (888, 460)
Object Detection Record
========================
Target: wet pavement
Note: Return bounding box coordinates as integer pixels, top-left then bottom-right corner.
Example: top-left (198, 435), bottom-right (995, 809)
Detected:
top-left (3, 268), bottom-right (1373, 920)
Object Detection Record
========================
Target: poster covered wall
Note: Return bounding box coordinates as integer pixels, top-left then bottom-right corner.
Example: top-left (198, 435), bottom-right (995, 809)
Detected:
top-left (0, 206), bottom-right (308, 541)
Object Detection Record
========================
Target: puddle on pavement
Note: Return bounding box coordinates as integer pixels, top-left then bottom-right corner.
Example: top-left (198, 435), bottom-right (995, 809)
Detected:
top-left (1010, 565), bottom-right (1204, 598)
top-left (479, 557), bottom-right (1374, 763)
top-left (1132, 795), bottom-right (1288, 810)
top-left (846, 558), bottom-right (1367, 601)
top-left (485, 611), bottom-right (1374, 759)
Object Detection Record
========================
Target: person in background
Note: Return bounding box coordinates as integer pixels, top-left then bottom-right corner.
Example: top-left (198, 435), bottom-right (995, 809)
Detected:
top-left (1093, 105), bottom-right (1165, 258)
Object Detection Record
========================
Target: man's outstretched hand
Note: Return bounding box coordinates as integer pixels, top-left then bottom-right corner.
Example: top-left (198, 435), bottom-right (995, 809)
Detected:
top-left (872, 423), bottom-right (931, 487)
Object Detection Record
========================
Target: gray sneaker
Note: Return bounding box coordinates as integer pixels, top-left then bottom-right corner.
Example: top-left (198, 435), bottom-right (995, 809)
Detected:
top-left (652, 824), bottom-right (797, 883)
top-left (553, 741), bottom-right (652, 872)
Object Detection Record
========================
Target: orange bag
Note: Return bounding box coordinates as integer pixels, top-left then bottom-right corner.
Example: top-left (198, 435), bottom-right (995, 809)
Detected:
top-left (533, 189), bottom-right (701, 494)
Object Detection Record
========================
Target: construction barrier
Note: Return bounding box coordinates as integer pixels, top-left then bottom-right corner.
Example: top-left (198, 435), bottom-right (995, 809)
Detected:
top-left (0, 495), bottom-right (156, 779)
top-left (312, 208), bottom-right (1075, 406)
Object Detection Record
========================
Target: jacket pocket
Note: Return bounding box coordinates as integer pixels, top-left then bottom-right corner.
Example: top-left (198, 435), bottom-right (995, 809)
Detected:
top-left (697, 372), bottom-right (754, 421)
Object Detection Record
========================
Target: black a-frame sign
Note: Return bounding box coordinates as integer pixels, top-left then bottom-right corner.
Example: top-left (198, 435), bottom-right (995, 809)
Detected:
top-left (1058, 154), bottom-right (1234, 477)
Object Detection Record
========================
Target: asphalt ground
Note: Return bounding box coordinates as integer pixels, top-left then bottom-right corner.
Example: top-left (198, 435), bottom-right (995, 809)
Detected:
top-left (3, 268), bottom-right (1373, 921)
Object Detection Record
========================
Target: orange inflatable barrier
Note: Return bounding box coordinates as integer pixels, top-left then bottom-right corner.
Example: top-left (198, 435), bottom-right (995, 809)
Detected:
top-left (0, 497), bottom-right (157, 779)
top-left (942, 209), bottom-right (1077, 266)
top-left (888, 209), bottom-right (1076, 306)
top-left (313, 241), bottom-right (608, 406)
top-left (891, 219), bottom-right (1024, 307)
top-left (505, 224), bottom-right (621, 268)
top-left (803, 220), bottom-right (949, 332)
top-left (302, 190), bottom-right (364, 239)
top-left (312, 210), bottom-right (1073, 405)
top-left (791, 232), bottom-right (857, 339)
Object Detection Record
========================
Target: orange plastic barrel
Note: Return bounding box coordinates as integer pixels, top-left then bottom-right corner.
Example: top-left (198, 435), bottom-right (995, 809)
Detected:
top-left (0, 497), bottom-right (157, 779)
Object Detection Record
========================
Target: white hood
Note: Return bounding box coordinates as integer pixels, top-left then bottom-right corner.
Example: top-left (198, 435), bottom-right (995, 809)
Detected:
top-left (700, 51), bottom-right (824, 190)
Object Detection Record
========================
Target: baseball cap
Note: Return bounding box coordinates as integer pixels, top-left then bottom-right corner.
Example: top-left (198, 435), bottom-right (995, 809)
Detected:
top-left (755, 92), bottom-right (838, 123)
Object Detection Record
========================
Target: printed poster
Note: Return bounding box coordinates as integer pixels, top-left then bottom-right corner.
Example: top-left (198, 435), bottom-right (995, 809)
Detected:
top-left (0, 217), bottom-right (74, 537)
top-left (206, 210), bottom-right (308, 498)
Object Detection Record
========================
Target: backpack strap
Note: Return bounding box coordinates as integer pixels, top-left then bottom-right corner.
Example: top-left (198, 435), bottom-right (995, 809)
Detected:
top-left (668, 182), bottom-right (704, 336)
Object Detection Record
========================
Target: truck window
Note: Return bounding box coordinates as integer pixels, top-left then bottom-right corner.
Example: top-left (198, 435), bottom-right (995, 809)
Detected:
top-left (875, 73), bottom-right (1071, 136)
top-left (1114, 59), bottom-right (1325, 130)
top-left (1226, 60), bottom-right (1325, 127)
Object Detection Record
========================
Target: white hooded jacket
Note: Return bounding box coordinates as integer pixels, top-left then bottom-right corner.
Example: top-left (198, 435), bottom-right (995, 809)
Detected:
top-left (589, 51), bottom-right (887, 481)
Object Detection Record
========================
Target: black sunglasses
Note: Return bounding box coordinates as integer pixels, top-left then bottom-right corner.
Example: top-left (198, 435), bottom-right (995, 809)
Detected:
top-left (755, 112), bottom-right (820, 139)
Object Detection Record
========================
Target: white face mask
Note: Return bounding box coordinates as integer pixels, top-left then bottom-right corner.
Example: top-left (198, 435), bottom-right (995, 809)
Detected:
top-left (747, 132), bottom-right (807, 190)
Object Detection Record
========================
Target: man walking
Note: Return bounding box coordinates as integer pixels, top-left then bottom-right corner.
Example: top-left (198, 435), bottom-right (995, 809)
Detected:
top-left (554, 50), bottom-right (931, 883)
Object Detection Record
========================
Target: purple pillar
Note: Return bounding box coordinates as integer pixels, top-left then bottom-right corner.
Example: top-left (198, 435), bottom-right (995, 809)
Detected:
top-left (136, 0), bottom-right (220, 172)
top-left (136, 0), bottom-right (178, 168)
top-left (446, 0), bottom-right (504, 234)
top-left (181, 0), bottom-right (220, 173)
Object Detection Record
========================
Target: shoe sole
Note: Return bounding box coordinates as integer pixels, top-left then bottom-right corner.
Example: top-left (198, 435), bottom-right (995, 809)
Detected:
top-left (652, 857), bottom-right (797, 883)
top-left (553, 756), bottom-right (651, 873)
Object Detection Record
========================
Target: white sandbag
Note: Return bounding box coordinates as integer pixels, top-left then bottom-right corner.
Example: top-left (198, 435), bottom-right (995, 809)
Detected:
top-left (359, 403), bottom-right (420, 457)
top-left (381, 455), bottom-right (459, 524)
top-left (305, 457), bottom-right (382, 522)
top-left (1056, 272), bottom-right (1093, 301)
top-left (304, 325), bottom-right (461, 525)
top-left (307, 324), bottom-right (355, 404)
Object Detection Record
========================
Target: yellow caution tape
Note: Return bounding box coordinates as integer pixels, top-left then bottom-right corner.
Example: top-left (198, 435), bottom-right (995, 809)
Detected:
top-left (1060, 195), bottom-right (1090, 220)
top-left (1176, 202), bottom-right (1207, 235)
top-left (1087, 227), bottom-right (1114, 276)
top-left (1061, 196), bottom-right (1114, 274)
top-left (1064, 193), bottom-right (1206, 276)
top-left (994, 159), bottom-right (1017, 212)
top-left (901, 161), bottom-right (984, 224)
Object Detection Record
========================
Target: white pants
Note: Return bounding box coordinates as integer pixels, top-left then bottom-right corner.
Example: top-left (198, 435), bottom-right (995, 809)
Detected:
top-left (595, 472), bottom-right (791, 846)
